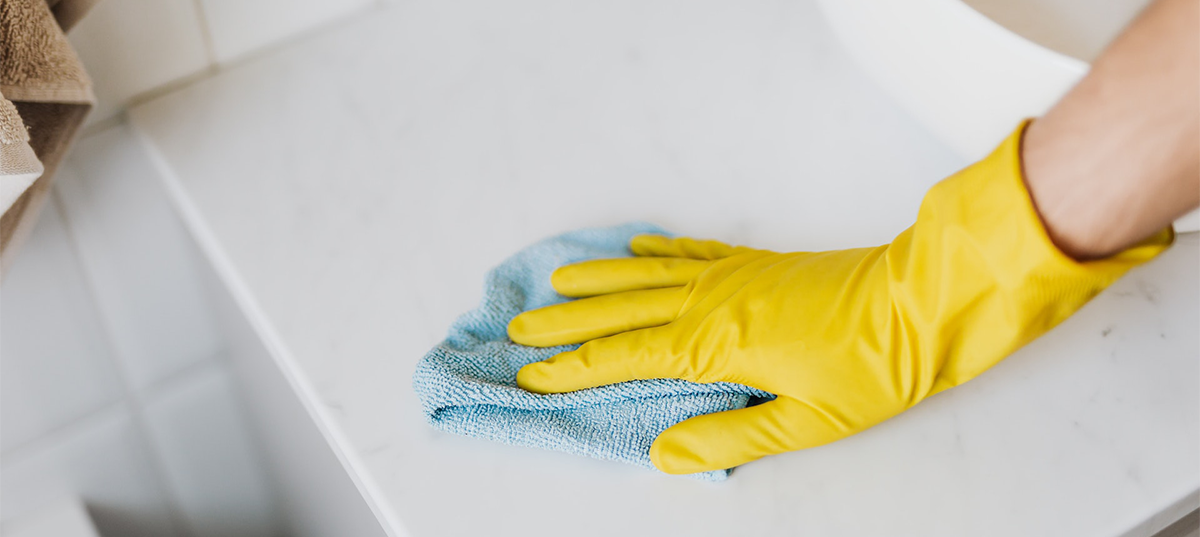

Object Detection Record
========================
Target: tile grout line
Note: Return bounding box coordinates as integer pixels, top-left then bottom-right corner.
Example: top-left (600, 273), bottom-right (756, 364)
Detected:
top-left (134, 349), bottom-right (225, 405)
top-left (0, 349), bottom-right (230, 465)
top-left (186, 338), bottom-right (293, 536)
top-left (197, 1), bottom-right (383, 69)
top-left (77, 112), bottom-right (127, 140)
top-left (166, 241), bottom-right (294, 534)
top-left (124, 67), bottom-right (218, 116)
top-left (83, 0), bottom-right (221, 137)
top-left (124, 0), bottom-right (384, 115)
top-left (48, 187), bottom-right (198, 537)
top-left (89, 0), bottom-right (390, 133)
top-left (189, 0), bottom-right (220, 72)
top-left (0, 401), bottom-right (127, 465)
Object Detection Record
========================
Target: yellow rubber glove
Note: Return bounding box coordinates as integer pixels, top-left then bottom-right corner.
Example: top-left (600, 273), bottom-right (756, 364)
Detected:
top-left (507, 122), bottom-right (1173, 475)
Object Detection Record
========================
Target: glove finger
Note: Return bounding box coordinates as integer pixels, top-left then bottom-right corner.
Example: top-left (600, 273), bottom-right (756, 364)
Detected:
top-left (517, 324), bottom-right (702, 393)
top-left (551, 257), bottom-right (710, 297)
top-left (507, 286), bottom-right (687, 348)
top-left (650, 397), bottom-right (851, 474)
top-left (630, 234), bottom-right (758, 260)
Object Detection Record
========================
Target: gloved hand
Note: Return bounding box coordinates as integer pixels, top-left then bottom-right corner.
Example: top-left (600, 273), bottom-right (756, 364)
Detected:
top-left (507, 122), bottom-right (1173, 475)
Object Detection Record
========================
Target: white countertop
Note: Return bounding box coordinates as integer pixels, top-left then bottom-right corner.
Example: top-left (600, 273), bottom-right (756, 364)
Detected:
top-left (129, 1), bottom-right (1199, 535)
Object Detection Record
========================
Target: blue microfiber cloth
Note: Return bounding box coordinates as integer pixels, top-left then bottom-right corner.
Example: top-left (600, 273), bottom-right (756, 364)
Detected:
top-left (412, 222), bottom-right (771, 481)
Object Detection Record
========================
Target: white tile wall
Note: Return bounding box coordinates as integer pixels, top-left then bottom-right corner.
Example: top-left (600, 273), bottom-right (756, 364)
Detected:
top-left (0, 202), bottom-right (123, 453)
top-left (55, 126), bottom-right (223, 391)
top-left (142, 364), bottom-right (281, 537)
top-left (68, 0), bottom-right (381, 125)
top-left (69, 0), bottom-right (212, 125)
top-left (196, 0), bottom-right (375, 64)
top-left (0, 409), bottom-right (182, 537)
top-left (2, 122), bottom-right (283, 537)
top-left (5, 0), bottom-right (389, 530)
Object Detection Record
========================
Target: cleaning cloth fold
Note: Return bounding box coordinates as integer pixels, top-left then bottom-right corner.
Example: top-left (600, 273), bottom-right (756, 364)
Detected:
top-left (412, 222), bottom-right (770, 481)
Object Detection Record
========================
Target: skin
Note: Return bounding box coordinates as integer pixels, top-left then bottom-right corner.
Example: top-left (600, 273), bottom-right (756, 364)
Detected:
top-left (1022, 0), bottom-right (1199, 260)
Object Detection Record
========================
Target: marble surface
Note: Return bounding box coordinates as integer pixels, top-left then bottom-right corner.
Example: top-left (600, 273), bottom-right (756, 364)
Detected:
top-left (128, 1), bottom-right (1199, 535)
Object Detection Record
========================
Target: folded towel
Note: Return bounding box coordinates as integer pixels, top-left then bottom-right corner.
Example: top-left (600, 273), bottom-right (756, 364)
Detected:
top-left (0, 0), bottom-right (93, 271)
top-left (412, 222), bottom-right (770, 481)
top-left (0, 0), bottom-right (94, 103)
top-left (0, 90), bottom-right (44, 214)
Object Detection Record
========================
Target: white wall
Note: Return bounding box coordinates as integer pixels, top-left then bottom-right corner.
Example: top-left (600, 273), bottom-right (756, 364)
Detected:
top-left (3, 3), bottom-right (393, 534)
top-left (0, 125), bottom-right (281, 537)
top-left (69, 0), bottom-right (377, 126)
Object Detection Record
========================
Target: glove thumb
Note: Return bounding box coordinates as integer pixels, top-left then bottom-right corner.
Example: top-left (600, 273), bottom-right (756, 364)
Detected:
top-left (650, 397), bottom-right (850, 474)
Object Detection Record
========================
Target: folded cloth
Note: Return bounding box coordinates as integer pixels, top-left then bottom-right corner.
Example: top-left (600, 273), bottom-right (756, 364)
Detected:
top-left (412, 222), bottom-right (771, 481)
top-left (0, 0), bottom-right (94, 103)
top-left (0, 90), bottom-right (43, 214)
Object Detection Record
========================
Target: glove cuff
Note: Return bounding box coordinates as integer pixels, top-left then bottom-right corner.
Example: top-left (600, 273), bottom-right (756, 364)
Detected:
top-left (910, 120), bottom-right (1173, 390)
top-left (951, 119), bottom-right (1172, 285)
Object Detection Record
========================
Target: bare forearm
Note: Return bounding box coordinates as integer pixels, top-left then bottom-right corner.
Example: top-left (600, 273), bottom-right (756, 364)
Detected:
top-left (1022, 0), bottom-right (1199, 260)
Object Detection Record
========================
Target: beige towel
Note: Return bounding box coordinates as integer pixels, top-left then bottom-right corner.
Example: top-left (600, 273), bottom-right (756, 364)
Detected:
top-left (0, 89), bottom-right (44, 214)
top-left (0, 0), bottom-right (94, 103)
top-left (0, 0), bottom-right (93, 273)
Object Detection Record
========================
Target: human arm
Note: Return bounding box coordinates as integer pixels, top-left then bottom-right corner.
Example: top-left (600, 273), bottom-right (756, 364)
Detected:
top-left (1023, 0), bottom-right (1198, 260)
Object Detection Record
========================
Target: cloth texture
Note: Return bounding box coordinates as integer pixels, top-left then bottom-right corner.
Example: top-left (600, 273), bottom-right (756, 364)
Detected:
top-left (0, 0), bottom-right (92, 271)
top-left (0, 90), bottom-right (44, 214)
top-left (0, 0), bottom-right (93, 103)
top-left (412, 223), bottom-right (769, 481)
